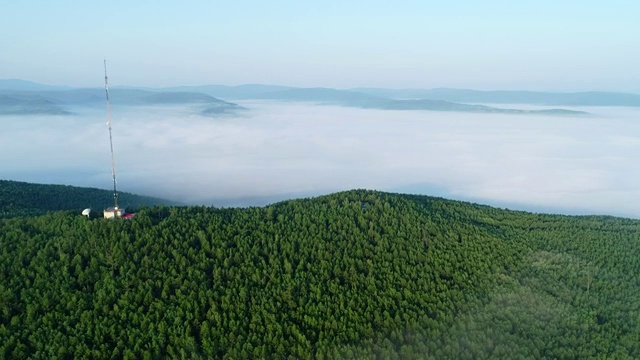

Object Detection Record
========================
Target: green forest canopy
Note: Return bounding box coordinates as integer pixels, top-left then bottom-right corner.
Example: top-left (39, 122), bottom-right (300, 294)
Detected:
top-left (1, 187), bottom-right (639, 359)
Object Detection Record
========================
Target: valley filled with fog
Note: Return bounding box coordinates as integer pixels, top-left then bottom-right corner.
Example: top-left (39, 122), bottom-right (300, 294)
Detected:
top-left (2, 101), bottom-right (639, 217)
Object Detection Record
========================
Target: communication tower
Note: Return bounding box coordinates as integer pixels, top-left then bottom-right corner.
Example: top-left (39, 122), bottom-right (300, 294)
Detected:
top-left (102, 60), bottom-right (125, 219)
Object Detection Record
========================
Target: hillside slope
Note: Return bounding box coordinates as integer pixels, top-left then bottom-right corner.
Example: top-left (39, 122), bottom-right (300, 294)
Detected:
top-left (0, 180), bottom-right (173, 218)
top-left (0, 190), bottom-right (639, 358)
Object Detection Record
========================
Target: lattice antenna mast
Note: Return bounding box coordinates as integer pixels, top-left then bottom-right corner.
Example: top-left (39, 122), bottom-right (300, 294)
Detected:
top-left (104, 59), bottom-right (118, 209)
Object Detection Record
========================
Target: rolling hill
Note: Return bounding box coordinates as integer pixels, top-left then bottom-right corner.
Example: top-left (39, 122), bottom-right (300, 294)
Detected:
top-left (157, 83), bottom-right (640, 107)
top-left (252, 88), bottom-right (589, 115)
top-left (0, 95), bottom-right (72, 115)
top-left (0, 88), bottom-right (243, 116)
top-left (9, 79), bottom-right (640, 116)
top-left (0, 179), bottom-right (174, 218)
top-left (4, 79), bottom-right (639, 116)
top-left (0, 184), bottom-right (638, 358)
top-left (158, 86), bottom-right (590, 116)
top-left (353, 87), bottom-right (640, 106)
top-left (161, 84), bottom-right (295, 99)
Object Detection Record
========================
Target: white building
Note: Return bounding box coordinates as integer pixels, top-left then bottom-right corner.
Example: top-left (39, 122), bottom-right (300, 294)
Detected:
top-left (104, 207), bottom-right (125, 219)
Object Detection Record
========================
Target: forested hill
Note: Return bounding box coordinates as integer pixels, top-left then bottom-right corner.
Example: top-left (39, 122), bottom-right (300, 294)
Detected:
top-left (1, 190), bottom-right (639, 358)
top-left (0, 180), bottom-right (172, 218)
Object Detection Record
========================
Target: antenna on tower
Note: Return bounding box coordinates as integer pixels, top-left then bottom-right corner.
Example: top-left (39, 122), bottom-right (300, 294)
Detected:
top-left (104, 59), bottom-right (118, 210)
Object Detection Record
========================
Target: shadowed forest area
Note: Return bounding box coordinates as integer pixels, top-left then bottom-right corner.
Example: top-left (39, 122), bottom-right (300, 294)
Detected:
top-left (0, 180), bottom-right (171, 218)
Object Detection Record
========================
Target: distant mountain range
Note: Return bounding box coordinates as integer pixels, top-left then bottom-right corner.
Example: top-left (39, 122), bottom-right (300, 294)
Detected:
top-left (215, 87), bottom-right (589, 115)
top-left (352, 88), bottom-right (640, 107)
top-left (156, 83), bottom-right (640, 108)
top-left (3, 79), bottom-right (639, 116)
top-left (0, 85), bottom-right (243, 116)
top-left (0, 79), bottom-right (71, 91)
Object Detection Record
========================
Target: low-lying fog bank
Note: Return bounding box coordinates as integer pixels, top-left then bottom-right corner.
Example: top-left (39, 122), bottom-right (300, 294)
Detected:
top-left (2, 101), bottom-right (639, 217)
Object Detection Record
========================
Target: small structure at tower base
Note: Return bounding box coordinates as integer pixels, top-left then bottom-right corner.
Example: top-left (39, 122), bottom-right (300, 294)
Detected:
top-left (104, 206), bottom-right (125, 219)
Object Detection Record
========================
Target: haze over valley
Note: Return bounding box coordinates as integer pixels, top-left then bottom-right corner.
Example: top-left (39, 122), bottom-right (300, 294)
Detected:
top-left (1, 83), bottom-right (639, 217)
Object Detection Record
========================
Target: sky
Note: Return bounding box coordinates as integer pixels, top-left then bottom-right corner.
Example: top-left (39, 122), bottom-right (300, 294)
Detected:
top-left (2, 102), bottom-right (640, 218)
top-left (1, 0), bottom-right (639, 91)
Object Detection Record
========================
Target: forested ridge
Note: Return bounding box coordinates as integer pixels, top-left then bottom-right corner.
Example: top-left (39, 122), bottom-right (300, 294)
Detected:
top-left (1, 189), bottom-right (639, 359)
top-left (0, 180), bottom-right (172, 218)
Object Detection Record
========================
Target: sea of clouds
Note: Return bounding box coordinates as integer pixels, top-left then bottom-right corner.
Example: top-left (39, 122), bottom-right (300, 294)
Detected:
top-left (2, 101), bottom-right (639, 217)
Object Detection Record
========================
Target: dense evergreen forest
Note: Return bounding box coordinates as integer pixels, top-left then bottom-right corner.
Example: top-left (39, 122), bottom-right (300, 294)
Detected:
top-left (0, 180), bottom-right (172, 218)
top-left (1, 188), bottom-right (639, 359)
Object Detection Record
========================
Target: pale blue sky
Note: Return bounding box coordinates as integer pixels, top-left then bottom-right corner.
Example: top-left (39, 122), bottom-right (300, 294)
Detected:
top-left (1, 0), bottom-right (638, 90)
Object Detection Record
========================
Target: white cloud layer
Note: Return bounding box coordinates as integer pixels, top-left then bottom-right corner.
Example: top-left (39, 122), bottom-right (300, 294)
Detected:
top-left (1, 102), bottom-right (639, 217)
